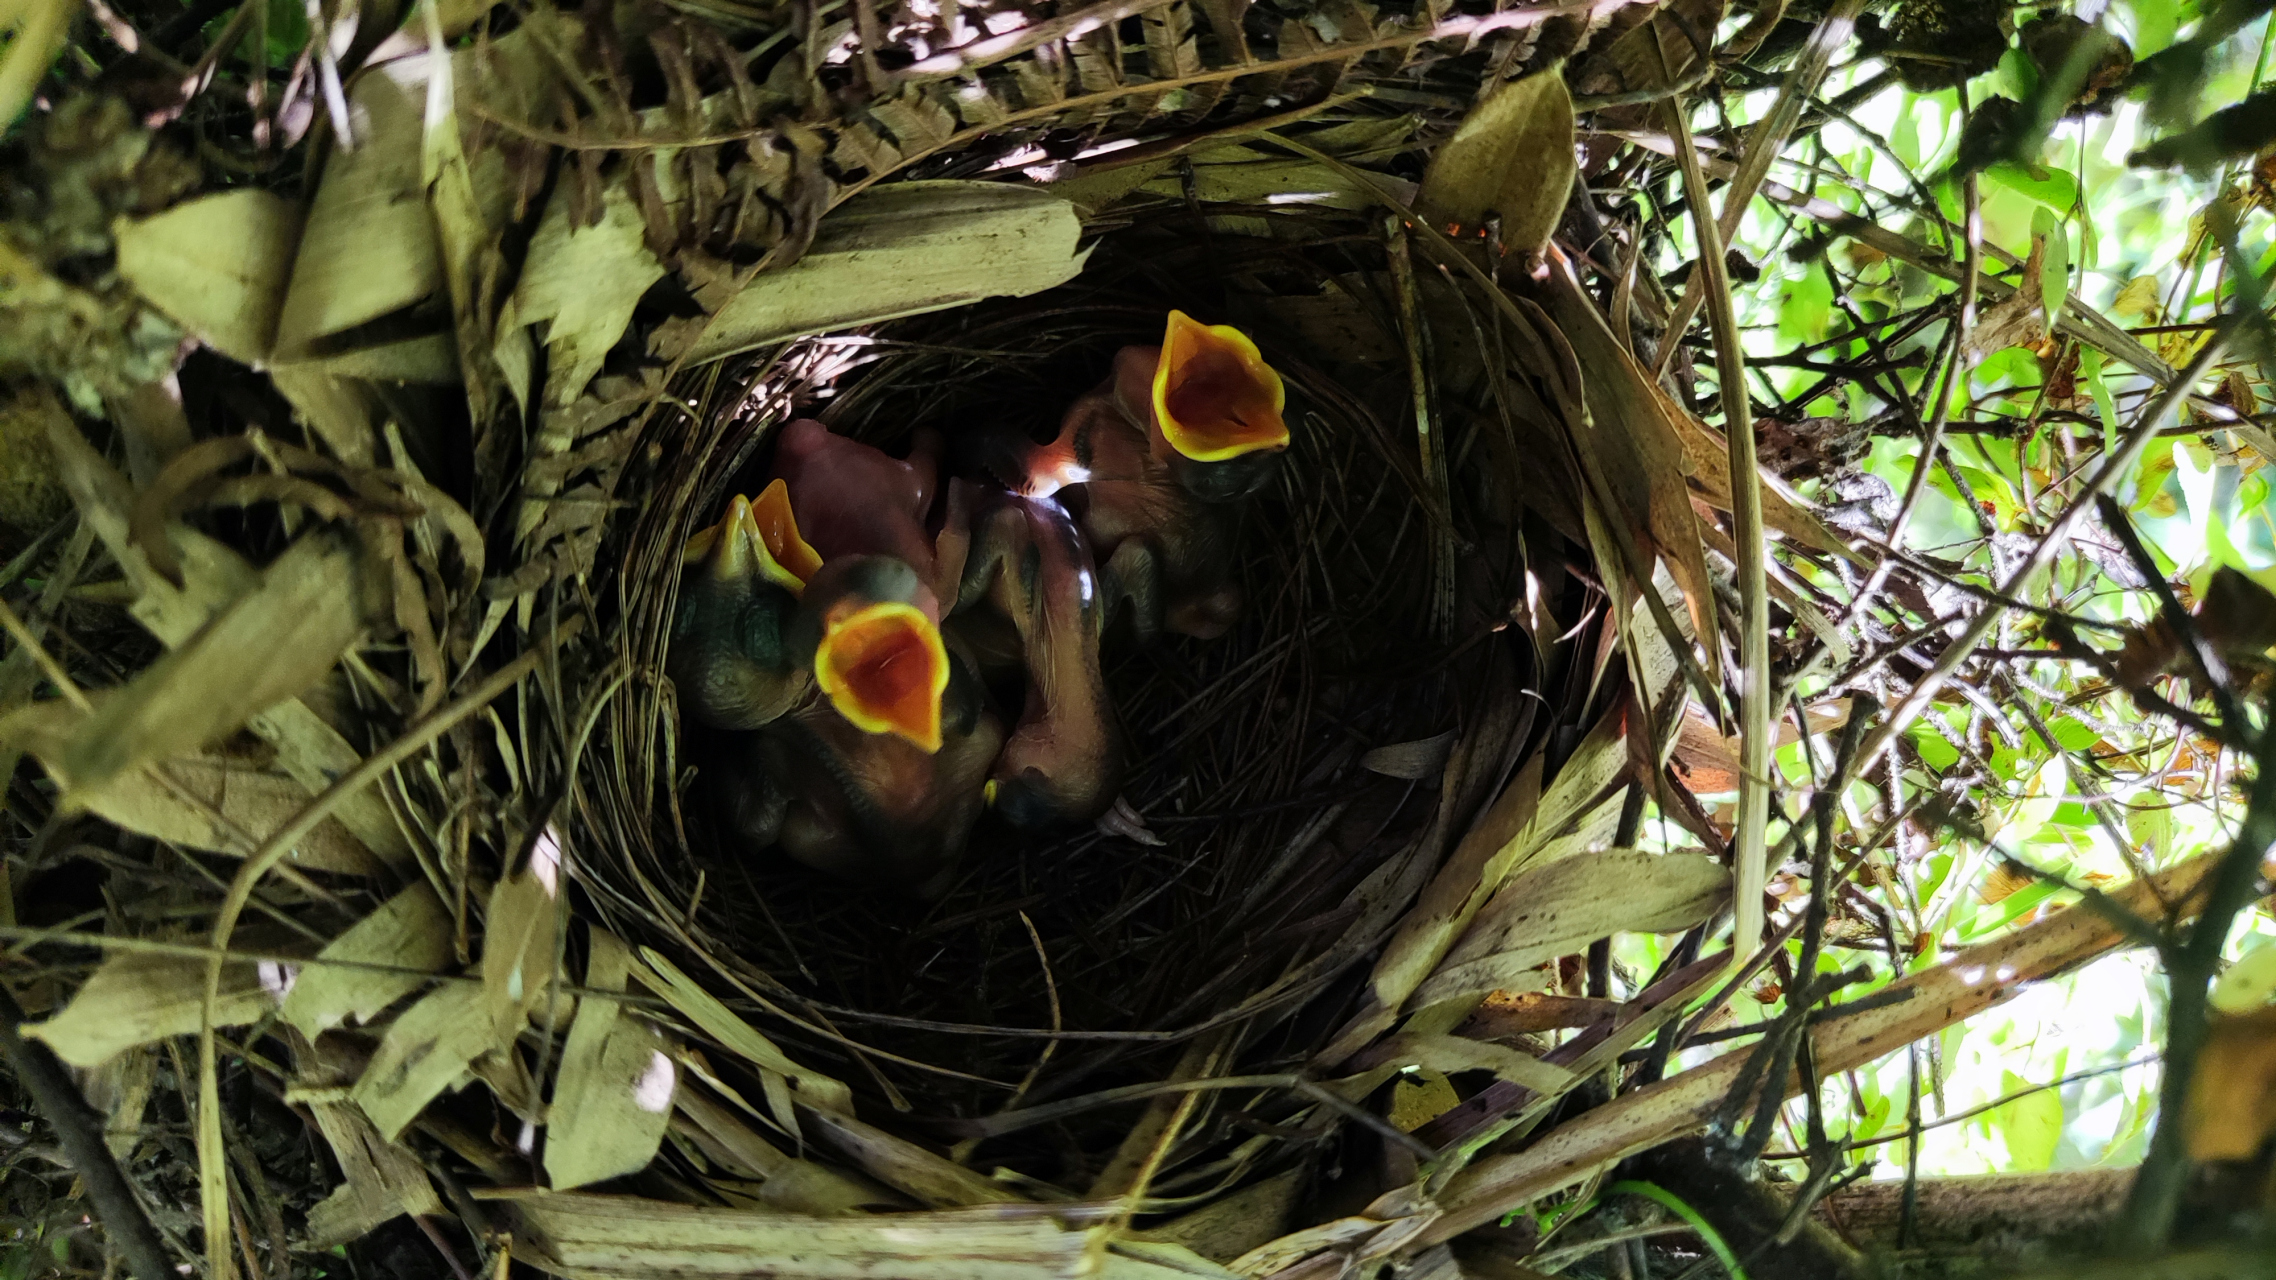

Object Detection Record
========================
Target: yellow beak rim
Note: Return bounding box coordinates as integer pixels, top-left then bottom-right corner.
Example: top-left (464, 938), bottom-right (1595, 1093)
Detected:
top-left (682, 484), bottom-right (820, 597)
top-left (1152, 310), bottom-right (1291, 463)
top-left (813, 600), bottom-right (948, 753)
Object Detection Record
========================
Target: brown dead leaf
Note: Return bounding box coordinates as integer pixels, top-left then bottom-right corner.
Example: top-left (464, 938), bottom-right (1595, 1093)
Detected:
top-left (1965, 237), bottom-right (2050, 363)
top-left (2188, 1006), bottom-right (2276, 1161)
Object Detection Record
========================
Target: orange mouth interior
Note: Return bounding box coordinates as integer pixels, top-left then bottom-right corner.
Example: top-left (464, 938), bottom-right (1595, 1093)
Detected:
top-left (814, 602), bottom-right (948, 753)
top-left (1153, 310), bottom-right (1290, 462)
top-left (681, 482), bottom-right (821, 596)
top-left (750, 478), bottom-right (823, 588)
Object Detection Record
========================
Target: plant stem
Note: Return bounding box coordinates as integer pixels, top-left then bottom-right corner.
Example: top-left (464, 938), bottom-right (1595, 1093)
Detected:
top-left (1661, 95), bottom-right (1772, 974)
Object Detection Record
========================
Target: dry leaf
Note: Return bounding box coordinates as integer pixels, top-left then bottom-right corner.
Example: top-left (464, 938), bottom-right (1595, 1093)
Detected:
top-left (1331, 706), bottom-right (1631, 1062)
top-left (273, 59), bottom-right (440, 359)
top-left (114, 190), bottom-right (303, 367)
top-left (674, 1087), bottom-right (900, 1213)
top-left (1137, 1170), bottom-right (1304, 1262)
top-left (301, 1089), bottom-right (445, 1246)
top-left (25, 948), bottom-right (276, 1067)
top-left (632, 948), bottom-right (852, 1115)
top-left (687, 182), bottom-right (1088, 364)
top-left (1136, 149), bottom-right (1404, 212)
top-left (39, 531), bottom-right (372, 802)
top-left (280, 884), bottom-right (453, 1038)
top-left (495, 1192), bottom-right (1238, 1280)
top-left (1369, 1032), bottom-right (1574, 1094)
top-left (84, 1045), bottom-right (156, 1160)
top-left (350, 980), bottom-right (494, 1141)
top-left (1415, 67), bottom-right (1576, 251)
top-left (546, 929), bottom-right (679, 1191)
top-left (799, 1106), bottom-right (1021, 1210)
top-left (507, 181), bottom-right (667, 414)
top-left (2188, 1006), bottom-right (2276, 1161)
top-left (42, 415), bottom-right (414, 870)
top-left (1416, 849), bottom-right (1730, 1005)
top-left (483, 853), bottom-right (563, 1044)
top-left (0, 710), bottom-right (380, 874)
top-left (1361, 732), bottom-right (1457, 780)
top-left (1965, 237), bottom-right (2051, 362)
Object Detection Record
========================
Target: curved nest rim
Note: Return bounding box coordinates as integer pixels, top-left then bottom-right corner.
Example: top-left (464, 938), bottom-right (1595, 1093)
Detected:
top-left (567, 205), bottom-right (1548, 1186)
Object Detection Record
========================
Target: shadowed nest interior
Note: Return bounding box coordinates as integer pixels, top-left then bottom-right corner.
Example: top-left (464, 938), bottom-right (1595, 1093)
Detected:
top-left (573, 202), bottom-right (1559, 1185)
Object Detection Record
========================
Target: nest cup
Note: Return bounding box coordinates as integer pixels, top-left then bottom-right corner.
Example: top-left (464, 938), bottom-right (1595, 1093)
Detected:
top-left (574, 215), bottom-right (1524, 1190)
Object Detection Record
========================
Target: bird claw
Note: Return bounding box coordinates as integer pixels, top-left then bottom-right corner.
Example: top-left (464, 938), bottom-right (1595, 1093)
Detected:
top-left (1095, 795), bottom-right (1164, 846)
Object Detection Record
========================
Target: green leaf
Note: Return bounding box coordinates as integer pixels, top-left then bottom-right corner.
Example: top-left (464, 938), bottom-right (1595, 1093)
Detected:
top-left (1856, 1091), bottom-right (1893, 1140)
top-left (1991, 163), bottom-right (2082, 215)
top-left (1996, 1069), bottom-right (2064, 1172)
top-left (1780, 265), bottom-right (1836, 344)
top-left (2048, 716), bottom-right (2101, 753)
top-left (2080, 348), bottom-right (2121, 454)
top-left (1913, 727), bottom-right (1961, 771)
top-left (1608, 1182), bottom-right (1753, 1280)
top-left (2042, 225), bottom-right (2070, 321)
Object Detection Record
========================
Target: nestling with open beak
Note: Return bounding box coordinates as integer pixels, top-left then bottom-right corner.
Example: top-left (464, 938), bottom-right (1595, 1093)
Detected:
top-left (713, 643), bottom-right (1005, 897)
top-left (673, 421), bottom-right (997, 889)
top-left (667, 480), bottom-right (825, 732)
top-left (958, 490), bottom-right (1123, 829)
top-left (974, 311), bottom-right (1290, 643)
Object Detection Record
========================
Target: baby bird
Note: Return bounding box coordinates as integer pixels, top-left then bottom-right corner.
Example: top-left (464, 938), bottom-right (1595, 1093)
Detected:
top-left (667, 480), bottom-right (825, 733)
top-left (958, 490), bottom-right (1122, 829)
top-left (770, 417), bottom-right (970, 610)
top-left (978, 311), bottom-right (1290, 643)
top-left (714, 645), bottom-right (1005, 897)
top-left (677, 420), bottom-right (999, 888)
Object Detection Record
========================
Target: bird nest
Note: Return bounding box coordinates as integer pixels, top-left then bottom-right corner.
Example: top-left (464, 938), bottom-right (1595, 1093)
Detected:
top-left (0, 34), bottom-right (1766, 1276)
top-left (573, 203), bottom-right (1537, 1191)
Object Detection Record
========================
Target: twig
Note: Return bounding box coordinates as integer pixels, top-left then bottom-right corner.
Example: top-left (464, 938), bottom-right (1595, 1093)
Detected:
top-left (1849, 331), bottom-right (2233, 779)
top-left (0, 985), bottom-right (177, 1280)
top-left (2117, 719), bottom-right (2276, 1252)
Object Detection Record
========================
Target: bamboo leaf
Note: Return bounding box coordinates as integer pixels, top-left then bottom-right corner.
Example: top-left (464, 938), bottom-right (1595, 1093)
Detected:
top-left (24, 948), bottom-right (275, 1067)
top-left (41, 414), bottom-right (415, 870)
top-left (1415, 850), bottom-right (1729, 1005)
top-left (280, 885), bottom-right (453, 1038)
top-left (483, 853), bottom-right (562, 1044)
top-left (546, 929), bottom-right (680, 1191)
top-left (673, 1087), bottom-right (901, 1213)
top-left (301, 1092), bottom-right (446, 1247)
top-left (632, 949), bottom-right (852, 1114)
top-left (1370, 1033), bottom-right (1575, 1094)
top-left (687, 182), bottom-right (1088, 364)
top-left (23, 532), bottom-right (372, 804)
top-left (349, 980), bottom-right (495, 1142)
top-left (496, 1192), bottom-right (1240, 1279)
top-left (797, 1105), bottom-right (1022, 1209)
top-left (114, 190), bottom-right (304, 367)
top-left (273, 62), bottom-right (442, 359)
top-left (1415, 67), bottom-right (1576, 251)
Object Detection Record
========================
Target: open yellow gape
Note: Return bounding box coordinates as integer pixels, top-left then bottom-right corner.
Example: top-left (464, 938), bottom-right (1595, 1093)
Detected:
top-left (1153, 309), bottom-right (1291, 462)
